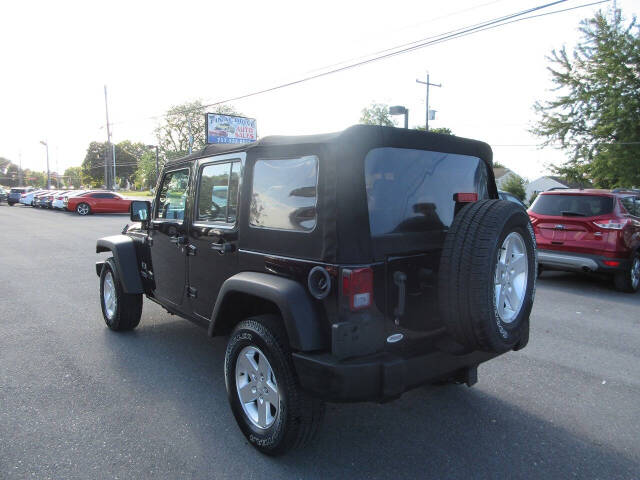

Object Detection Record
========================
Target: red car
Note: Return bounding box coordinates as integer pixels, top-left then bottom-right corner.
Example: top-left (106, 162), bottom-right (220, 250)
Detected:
top-left (66, 191), bottom-right (133, 216)
top-left (528, 189), bottom-right (640, 292)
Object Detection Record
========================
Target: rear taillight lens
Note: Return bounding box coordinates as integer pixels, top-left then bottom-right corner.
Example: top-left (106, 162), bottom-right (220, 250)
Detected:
top-left (593, 219), bottom-right (629, 230)
top-left (342, 268), bottom-right (373, 311)
top-left (603, 260), bottom-right (620, 267)
top-left (454, 192), bottom-right (478, 203)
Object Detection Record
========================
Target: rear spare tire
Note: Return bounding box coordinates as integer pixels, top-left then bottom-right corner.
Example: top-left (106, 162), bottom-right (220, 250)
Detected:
top-left (439, 200), bottom-right (537, 353)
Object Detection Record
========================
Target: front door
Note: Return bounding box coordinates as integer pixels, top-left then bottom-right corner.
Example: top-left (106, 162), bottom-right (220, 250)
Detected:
top-left (149, 167), bottom-right (191, 307)
top-left (187, 155), bottom-right (242, 321)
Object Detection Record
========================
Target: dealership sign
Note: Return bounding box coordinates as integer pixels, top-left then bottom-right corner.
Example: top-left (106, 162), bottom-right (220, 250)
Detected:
top-left (206, 114), bottom-right (257, 144)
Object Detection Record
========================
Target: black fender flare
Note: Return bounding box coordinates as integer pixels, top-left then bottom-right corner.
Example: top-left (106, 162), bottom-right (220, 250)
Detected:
top-left (96, 235), bottom-right (144, 294)
top-left (208, 272), bottom-right (325, 352)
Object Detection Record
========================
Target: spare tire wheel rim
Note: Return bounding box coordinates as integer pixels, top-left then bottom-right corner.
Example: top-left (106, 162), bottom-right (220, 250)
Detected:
top-left (631, 257), bottom-right (640, 289)
top-left (235, 346), bottom-right (280, 429)
top-left (103, 271), bottom-right (117, 320)
top-left (495, 231), bottom-right (528, 324)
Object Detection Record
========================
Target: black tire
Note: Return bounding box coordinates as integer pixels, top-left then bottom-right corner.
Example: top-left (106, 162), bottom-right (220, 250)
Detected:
top-left (99, 257), bottom-right (142, 331)
top-left (8, 202), bottom-right (15, 206)
top-left (224, 315), bottom-right (325, 456)
top-left (76, 202), bottom-right (91, 216)
top-left (439, 200), bottom-right (537, 353)
top-left (613, 252), bottom-right (640, 293)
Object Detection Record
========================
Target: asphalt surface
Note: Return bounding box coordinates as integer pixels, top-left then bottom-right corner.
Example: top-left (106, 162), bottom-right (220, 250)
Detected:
top-left (1, 204), bottom-right (639, 480)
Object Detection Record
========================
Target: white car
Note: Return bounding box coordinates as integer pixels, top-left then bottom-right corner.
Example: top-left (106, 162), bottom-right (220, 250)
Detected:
top-left (51, 190), bottom-right (73, 209)
top-left (20, 189), bottom-right (45, 206)
top-left (58, 190), bottom-right (86, 210)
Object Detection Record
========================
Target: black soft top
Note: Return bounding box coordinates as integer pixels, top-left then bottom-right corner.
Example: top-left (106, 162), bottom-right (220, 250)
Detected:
top-left (168, 125), bottom-right (496, 263)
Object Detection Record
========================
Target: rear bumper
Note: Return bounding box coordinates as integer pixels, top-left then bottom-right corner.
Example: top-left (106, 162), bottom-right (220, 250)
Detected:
top-left (538, 249), bottom-right (630, 273)
top-left (292, 349), bottom-right (498, 403)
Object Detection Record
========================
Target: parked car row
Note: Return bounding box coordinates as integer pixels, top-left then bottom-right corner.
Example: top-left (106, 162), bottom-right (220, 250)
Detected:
top-left (8, 188), bottom-right (134, 215)
top-left (529, 188), bottom-right (640, 293)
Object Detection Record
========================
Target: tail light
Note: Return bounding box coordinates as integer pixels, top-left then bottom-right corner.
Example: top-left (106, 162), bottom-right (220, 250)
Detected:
top-left (454, 192), bottom-right (478, 203)
top-left (342, 267), bottom-right (373, 311)
top-left (603, 260), bottom-right (620, 267)
top-left (593, 218), bottom-right (629, 230)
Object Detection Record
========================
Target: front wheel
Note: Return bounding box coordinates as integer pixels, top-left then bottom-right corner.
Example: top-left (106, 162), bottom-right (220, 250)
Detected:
top-left (99, 257), bottom-right (143, 330)
top-left (76, 202), bottom-right (91, 215)
top-left (614, 253), bottom-right (640, 293)
top-left (224, 315), bottom-right (324, 456)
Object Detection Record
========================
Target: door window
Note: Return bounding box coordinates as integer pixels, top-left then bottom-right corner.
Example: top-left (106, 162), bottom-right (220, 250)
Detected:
top-left (196, 161), bottom-right (240, 224)
top-left (155, 169), bottom-right (189, 220)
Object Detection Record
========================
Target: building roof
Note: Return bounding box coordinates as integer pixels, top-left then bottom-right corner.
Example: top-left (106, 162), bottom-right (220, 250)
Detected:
top-left (493, 167), bottom-right (512, 179)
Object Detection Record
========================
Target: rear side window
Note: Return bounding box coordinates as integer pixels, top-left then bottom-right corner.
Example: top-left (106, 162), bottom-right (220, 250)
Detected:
top-left (620, 196), bottom-right (640, 216)
top-left (530, 194), bottom-right (613, 217)
top-left (365, 148), bottom-right (489, 236)
top-left (250, 156), bottom-right (318, 232)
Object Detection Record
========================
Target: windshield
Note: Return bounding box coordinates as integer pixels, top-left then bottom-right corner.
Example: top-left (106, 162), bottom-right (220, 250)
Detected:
top-left (364, 147), bottom-right (489, 236)
top-left (530, 194), bottom-right (613, 217)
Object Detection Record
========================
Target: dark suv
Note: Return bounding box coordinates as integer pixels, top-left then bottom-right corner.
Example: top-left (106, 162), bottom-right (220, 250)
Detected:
top-left (95, 125), bottom-right (537, 455)
top-left (528, 189), bottom-right (640, 292)
top-left (7, 187), bottom-right (33, 206)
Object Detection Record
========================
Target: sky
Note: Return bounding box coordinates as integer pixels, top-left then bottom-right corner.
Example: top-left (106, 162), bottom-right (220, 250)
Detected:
top-left (1, 0), bottom-right (638, 181)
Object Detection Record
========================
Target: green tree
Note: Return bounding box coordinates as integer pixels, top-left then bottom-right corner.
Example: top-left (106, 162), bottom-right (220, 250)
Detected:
top-left (528, 191), bottom-right (539, 206)
top-left (154, 100), bottom-right (239, 163)
top-left (359, 103), bottom-right (394, 126)
top-left (415, 126), bottom-right (453, 135)
top-left (501, 174), bottom-right (527, 201)
top-left (532, 10), bottom-right (640, 188)
top-left (81, 141), bottom-right (110, 187)
top-left (135, 150), bottom-right (159, 190)
top-left (64, 166), bottom-right (84, 189)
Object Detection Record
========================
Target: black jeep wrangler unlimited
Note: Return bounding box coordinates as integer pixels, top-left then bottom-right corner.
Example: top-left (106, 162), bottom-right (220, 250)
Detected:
top-left (96, 125), bottom-right (536, 455)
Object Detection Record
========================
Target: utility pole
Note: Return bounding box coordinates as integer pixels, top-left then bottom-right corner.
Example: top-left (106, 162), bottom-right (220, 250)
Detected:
top-left (187, 115), bottom-right (193, 154)
top-left (104, 85), bottom-right (113, 190)
top-left (416, 73), bottom-right (442, 131)
top-left (39, 140), bottom-right (50, 189)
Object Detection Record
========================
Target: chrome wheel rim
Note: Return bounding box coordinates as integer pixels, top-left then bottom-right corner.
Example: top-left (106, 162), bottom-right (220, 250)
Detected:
top-left (78, 204), bottom-right (89, 215)
top-left (103, 271), bottom-right (117, 320)
top-left (494, 231), bottom-right (528, 323)
top-left (631, 257), bottom-right (640, 289)
top-left (235, 346), bottom-right (279, 429)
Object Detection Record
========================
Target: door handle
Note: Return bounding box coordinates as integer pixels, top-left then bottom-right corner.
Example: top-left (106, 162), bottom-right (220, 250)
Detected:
top-left (169, 235), bottom-right (186, 245)
top-left (211, 242), bottom-right (235, 254)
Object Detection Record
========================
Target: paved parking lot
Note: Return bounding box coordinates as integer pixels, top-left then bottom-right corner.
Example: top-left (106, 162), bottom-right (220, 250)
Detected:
top-left (1, 204), bottom-right (639, 479)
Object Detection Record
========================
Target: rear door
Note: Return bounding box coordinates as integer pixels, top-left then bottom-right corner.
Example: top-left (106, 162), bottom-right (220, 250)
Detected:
top-left (148, 167), bottom-right (191, 308)
top-left (364, 147), bottom-right (491, 343)
top-left (187, 154), bottom-right (243, 321)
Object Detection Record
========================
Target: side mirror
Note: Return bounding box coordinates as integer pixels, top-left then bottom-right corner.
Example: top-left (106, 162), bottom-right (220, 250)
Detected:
top-left (130, 200), bottom-right (151, 222)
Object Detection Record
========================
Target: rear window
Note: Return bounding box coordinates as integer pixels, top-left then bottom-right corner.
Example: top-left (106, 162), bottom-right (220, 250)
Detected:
top-left (10, 188), bottom-right (25, 193)
top-left (364, 148), bottom-right (489, 236)
top-left (530, 194), bottom-right (613, 217)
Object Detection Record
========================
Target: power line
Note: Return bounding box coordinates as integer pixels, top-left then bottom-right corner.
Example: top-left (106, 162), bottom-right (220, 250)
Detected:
top-left (143, 0), bottom-right (610, 121)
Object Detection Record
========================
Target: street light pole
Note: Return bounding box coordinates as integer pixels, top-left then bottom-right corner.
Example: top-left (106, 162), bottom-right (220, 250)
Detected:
top-left (39, 140), bottom-right (50, 189)
top-left (147, 144), bottom-right (160, 188)
top-left (389, 105), bottom-right (409, 129)
top-left (416, 73), bottom-right (442, 131)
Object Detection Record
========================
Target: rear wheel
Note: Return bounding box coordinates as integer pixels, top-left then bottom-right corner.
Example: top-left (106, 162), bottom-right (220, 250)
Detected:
top-left (99, 257), bottom-right (142, 331)
top-left (76, 202), bottom-right (91, 216)
top-left (224, 315), bottom-right (324, 456)
top-left (439, 200), bottom-right (536, 353)
top-left (614, 253), bottom-right (640, 293)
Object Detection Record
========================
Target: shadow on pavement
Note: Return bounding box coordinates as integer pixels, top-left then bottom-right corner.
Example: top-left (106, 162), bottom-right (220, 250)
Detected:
top-left (539, 270), bottom-right (640, 306)
top-left (102, 317), bottom-right (638, 479)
